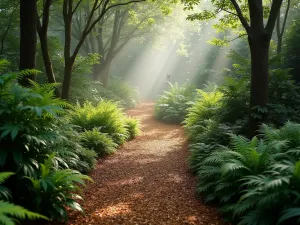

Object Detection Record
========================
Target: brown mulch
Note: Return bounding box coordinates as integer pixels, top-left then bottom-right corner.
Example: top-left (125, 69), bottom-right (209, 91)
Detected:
top-left (67, 102), bottom-right (226, 225)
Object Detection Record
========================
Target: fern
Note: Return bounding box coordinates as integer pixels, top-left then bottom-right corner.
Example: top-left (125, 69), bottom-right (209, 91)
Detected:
top-left (0, 201), bottom-right (48, 225)
top-left (155, 82), bottom-right (196, 123)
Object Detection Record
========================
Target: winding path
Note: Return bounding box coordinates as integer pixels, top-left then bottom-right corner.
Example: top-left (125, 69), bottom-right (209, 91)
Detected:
top-left (68, 102), bottom-right (225, 225)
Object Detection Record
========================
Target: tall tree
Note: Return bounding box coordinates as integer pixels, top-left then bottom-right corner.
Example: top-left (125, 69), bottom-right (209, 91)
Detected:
top-left (73, 2), bottom-right (162, 86)
top-left (37, 0), bottom-right (57, 84)
top-left (61, 0), bottom-right (145, 100)
top-left (184, 0), bottom-right (284, 136)
top-left (276, 0), bottom-right (291, 55)
top-left (19, 0), bottom-right (37, 86)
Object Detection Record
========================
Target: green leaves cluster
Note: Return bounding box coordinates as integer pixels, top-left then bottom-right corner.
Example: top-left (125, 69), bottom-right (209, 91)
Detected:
top-left (0, 64), bottom-right (140, 223)
top-left (194, 123), bottom-right (300, 225)
top-left (154, 82), bottom-right (196, 123)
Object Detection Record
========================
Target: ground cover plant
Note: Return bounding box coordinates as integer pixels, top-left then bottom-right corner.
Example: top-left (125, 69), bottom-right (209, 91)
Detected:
top-left (0, 65), bottom-right (140, 223)
top-left (155, 82), bottom-right (196, 123)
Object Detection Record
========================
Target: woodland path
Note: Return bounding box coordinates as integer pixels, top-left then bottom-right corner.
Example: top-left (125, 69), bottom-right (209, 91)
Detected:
top-left (67, 102), bottom-right (225, 225)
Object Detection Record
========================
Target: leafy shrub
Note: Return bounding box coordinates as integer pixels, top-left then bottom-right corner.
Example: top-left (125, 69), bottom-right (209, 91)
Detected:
top-left (155, 82), bottom-right (196, 123)
top-left (125, 117), bottom-right (141, 140)
top-left (0, 72), bottom-right (68, 177)
top-left (81, 128), bottom-right (117, 157)
top-left (193, 122), bottom-right (300, 225)
top-left (184, 90), bottom-right (223, 141)
top-left (47, 121), bottom-right (97, 174)
top-left (69, 100), bottom-right (130, 145)
top-left (232, 160), bottom-right (300, 225)
top-left (108, 78), bottom-right (139, 108)
top-left (0, 172), bottom-right (47, 225)
top-left (219, 51), bottom-right (300, 128)
top-left (26, 155), bottom-right (92, 221)
top-left (0, 67), bottom-right (95, 222)
top-left (67, 76), bottom-right (139, 109)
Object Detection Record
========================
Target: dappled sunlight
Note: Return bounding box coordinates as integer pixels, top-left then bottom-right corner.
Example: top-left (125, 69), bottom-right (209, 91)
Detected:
top-left (92, 202), bottom-right (132, 218)
top-left (106, 176), bottom-right (144, 186)
top-left (66, 103), bottom-right (224, 225)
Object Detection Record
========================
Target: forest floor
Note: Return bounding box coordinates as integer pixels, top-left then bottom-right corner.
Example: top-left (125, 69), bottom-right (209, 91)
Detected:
top-left (67, 102), bottom-right (226, 225)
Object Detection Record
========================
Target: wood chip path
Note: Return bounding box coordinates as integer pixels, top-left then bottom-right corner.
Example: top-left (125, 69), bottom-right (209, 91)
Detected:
top-left (67, 102), bottom-right (225, 225)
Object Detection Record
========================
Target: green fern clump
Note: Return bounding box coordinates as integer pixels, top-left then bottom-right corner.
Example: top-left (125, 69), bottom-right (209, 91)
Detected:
top-left (125, 117), bottom-right (141, 140)
top-left (69, 100), bottom-right (129, 145)
top-left (46, 120), bottom-right (97, 174)
top-left (234, 160), bottom-right (300, 225)
top-left (184, 89), bottom-right (223, 141)
top-left (0, 72), bottom-right (69, 176)
top-left (0, 172), bottom-right (48, 225)
top-left (193, 122), bottom-right (300, 224)
top-left (26, 155), bottom-right (92, 221)
top-left (81, 128), bottom-right (118, 157)
top-left (155, 82), bottom-right (196, 123)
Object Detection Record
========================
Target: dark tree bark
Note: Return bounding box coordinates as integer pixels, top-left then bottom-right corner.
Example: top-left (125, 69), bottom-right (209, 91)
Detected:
top-left (61, 0), bottom-right (145, 100)
top-left (62, 0), bottom-right (74, 100)
top-left (37, 0), bottom-right (57, 85)
top-left (248, 35), bottom-right (271, 135)
top-left (19, 0), bottom-right (37, 86)
top-left (88, 7), bottom-right (148, 85)
top-left (276, 0), bottom-right (290, 55)
top-left (229, 0), bottom-right (283, 136)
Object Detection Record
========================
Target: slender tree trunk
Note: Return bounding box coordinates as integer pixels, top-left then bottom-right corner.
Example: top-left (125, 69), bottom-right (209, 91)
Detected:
top-left (39, 34), bottom-right (56, 83)
top-left (62, 62), bottom-right (73, 99)
top-left (19, 0), bottom-right (37, 86)
top-left (248, 35), bottom-right (270, 136)
top-left (277, 37), bottom-right (282, 55)
top-left (62, 0), bottom-right (73, 100)
top-left (93, 59), bottom-right (112, 87)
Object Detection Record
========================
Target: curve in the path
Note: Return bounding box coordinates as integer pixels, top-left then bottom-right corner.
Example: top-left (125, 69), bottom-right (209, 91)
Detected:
top-left (68, 102), bottom-right (225, 225)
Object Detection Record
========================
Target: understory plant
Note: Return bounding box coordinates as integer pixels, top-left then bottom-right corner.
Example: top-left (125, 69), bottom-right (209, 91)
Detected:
top-left (69, 100), bottom-right (139, 146)
top-left (155, 82), bottom-right (196, 123)
top-left (26, 155), bottom-right (92, 221)
top-left (0, 172), bottom-right (47, 225)
top-left (0, 65), bottom-right (94, 222)
top-left (81, 128), bottom-right (118, 157)
top-left (194, 122), bottom-right (300, 225)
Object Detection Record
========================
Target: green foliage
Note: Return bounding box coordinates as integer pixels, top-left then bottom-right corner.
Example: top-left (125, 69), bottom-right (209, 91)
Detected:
top-left (283, 18), bottom-right (300, 83)
top-left (193, 122), bottom-right (300, 225)
top-left (67, 77), bottom-right (139, 109)
top-left (47, 121), bottom-right (97, 174)
top-left (155, 82), bottom-right (196, 123)
top-left (108, 78), bottom-right (139, 109)
top-left (0, 71), bottom-right (67, 176)
top-left (81, 128), bottom-right (117, 157)
top-left (0, 201), bottom-right (47, 225)
top-left (69, 100), bottom-right (139, 145)
top-left (184, 89), bottom-right (223, 141)
top-left (0, 172), bottom-right (47, 225)
top-left (69, 100), bottom-right (130, 145)
top-left (125, 117), bottom-right (141, 140)
top-left (217, 51), bottom-right (300, 128)
top-left (26, 155), bottom-right (92, 221)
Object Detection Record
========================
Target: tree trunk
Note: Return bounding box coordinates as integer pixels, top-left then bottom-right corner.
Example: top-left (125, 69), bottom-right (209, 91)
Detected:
top-left (62, 0), bottom-right (73, 100)
top-left (93, 59), bottom-right (112, 87)
top-left (19, 0), bottom-right (37, 86)
top-left (277, 37), bottom-right (282, 55)
top-left (248, 34), bottom-right (271, 137)
top-left (39, 34), bottom-right (56, 84)
top-left (61, 62), bottom-right (73, 99)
